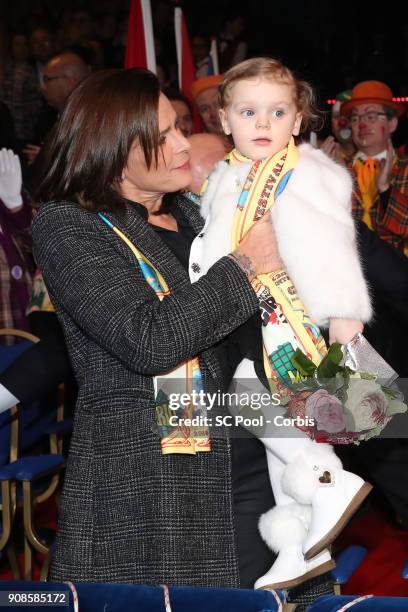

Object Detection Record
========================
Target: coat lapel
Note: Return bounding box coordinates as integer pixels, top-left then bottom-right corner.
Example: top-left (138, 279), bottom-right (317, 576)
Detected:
top-left (176, 194), bottom-right (205, 234)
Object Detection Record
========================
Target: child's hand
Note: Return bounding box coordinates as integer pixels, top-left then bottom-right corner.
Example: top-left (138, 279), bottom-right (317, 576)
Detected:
top-left (329, 318), bottom-right (364, 345)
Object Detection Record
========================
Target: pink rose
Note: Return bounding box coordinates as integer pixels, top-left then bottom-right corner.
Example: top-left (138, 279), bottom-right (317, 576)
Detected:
top-left (305, 389), bottom-right (346, 433)
top-left (287, 390), bottom-right (313, 432)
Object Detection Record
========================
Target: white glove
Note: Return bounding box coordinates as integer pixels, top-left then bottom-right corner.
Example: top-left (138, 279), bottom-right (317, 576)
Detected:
top-left (0, 383), bottom-right (19, 413)
top-left (0, 148), bottom-right (23, 210)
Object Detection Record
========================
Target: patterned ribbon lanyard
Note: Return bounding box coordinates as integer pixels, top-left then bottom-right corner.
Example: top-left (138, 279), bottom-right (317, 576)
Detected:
top-left (98, 212), bottom-right (211, 455)
top-left (229, 139), bottom-right (326, 386)
top-left (98, 213), bottom-right (171, 298)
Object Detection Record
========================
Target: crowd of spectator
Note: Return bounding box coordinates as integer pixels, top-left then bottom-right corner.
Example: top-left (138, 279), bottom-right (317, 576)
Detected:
top-left (0, 2), bottom-right (407, 597)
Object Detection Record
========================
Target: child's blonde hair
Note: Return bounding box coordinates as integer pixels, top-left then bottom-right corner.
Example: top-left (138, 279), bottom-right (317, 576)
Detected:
top-left (219, 57), bottom-right (321, 133)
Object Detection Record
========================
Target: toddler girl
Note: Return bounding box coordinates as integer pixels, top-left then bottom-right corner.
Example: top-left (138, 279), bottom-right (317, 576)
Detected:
top-left (189, 58), bottom-right (372, 590)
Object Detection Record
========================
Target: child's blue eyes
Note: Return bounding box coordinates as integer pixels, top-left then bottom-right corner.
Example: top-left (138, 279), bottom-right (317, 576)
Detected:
top-left (240, 109), bottom-right (285, 118)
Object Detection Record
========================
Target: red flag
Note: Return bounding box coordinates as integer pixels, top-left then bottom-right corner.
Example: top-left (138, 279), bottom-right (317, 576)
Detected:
top-left (174, 7), bottom-right (196, 96)
top-left (125, 0), bottom-right (156, 73)
top-left (174, 7), bottom-right (202, 132)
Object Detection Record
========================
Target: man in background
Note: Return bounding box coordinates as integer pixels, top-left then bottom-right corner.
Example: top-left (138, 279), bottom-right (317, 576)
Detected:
top-left (341, 80), bottom-right (407, 254)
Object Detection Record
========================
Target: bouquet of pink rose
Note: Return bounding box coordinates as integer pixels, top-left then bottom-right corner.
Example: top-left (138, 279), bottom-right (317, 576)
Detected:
top-left (285, 343), bottom-right (407, 444)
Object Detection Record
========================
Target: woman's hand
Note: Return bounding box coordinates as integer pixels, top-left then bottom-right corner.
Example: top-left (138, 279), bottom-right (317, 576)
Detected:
top-left (329, 318), bottom-right (364, 345)
top-left (229, 212), bottom-right (284, 280)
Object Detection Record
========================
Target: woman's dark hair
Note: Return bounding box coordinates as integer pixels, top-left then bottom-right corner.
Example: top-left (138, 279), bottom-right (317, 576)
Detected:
top-left (37, 68), bottom-right (161, 213)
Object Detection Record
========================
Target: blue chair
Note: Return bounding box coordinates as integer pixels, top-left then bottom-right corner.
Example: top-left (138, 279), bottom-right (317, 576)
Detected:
top-left (0, 332), bottom-right (32, 577)
top-left (0, 406), bottom-right (20, 578)
top-left (1, 581), bottom-right (408, 612)
top-left (331, 545), bottom-right (368, 594)
top-left (309, 594), bottom-right (408, 610)
top-left (0, 581), bottom-right (286, 612)
top-left (0, 329), bottom-right (67, 580)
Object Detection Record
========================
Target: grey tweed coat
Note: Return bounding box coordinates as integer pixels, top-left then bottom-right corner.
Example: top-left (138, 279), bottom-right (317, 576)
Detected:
top-left (32, 195), bottom-right (259, 586)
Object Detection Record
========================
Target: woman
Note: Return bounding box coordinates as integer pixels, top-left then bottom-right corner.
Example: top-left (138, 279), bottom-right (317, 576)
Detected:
top-left (32, 68), bottom-right (283, 587)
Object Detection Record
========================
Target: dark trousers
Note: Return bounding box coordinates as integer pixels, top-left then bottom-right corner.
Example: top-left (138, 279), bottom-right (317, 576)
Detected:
top-left (232, 434), bottom-right (276, 588)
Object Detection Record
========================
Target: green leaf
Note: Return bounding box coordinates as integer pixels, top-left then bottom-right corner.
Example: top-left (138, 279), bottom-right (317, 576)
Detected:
top-left (362, 426), bottom-right (384, 441)
top-left (289, 380), bottom-right (319, 394)
top-left (382, 385), bottom-right (404, 401)
top-left (329, 342), bottom-right (344, 361)
top-left (290, 349), bottom-right (316, 377)
top-left (316, 343), bottom-right (343, 380)
top-left (321, 372), bottom-right (346, 395)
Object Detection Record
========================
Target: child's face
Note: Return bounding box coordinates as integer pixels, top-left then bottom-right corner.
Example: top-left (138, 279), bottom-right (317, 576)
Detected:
top-left (219, 78), bottom-right (302, 160)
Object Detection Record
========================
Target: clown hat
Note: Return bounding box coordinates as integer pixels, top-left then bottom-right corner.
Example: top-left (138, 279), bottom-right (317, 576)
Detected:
top-left (341, 81), bottom-right (405, 117)
top-left (191, 74), bottom-right (223, 100)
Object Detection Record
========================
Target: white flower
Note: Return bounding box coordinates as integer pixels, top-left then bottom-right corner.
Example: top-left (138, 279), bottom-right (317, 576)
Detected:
top-left (345, 379), bottom-right (388, 432)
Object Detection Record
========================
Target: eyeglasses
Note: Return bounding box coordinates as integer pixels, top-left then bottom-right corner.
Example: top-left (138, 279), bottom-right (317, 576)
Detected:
top-left (349, 111), bottom-right (388, 126)
top-left (42, 74), bottom-right (67, 84)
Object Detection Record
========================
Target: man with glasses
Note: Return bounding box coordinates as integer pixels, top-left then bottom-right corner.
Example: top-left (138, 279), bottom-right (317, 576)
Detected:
top-left (337, 82), bottom-right (408, 535)
top-left (39, 51), bottom-right (90, 117)
top-left (23, 51), bottom-right (90, 192)
top-left (23, 51), bottom-right (90, 169)
top-left (341, 80), bottom-right (407, 254)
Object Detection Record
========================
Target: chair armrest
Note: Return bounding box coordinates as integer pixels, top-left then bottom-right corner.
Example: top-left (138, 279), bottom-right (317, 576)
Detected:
top-left (0, 458), bottom-right (30, 480)
top-left (332, 545), bottom-right (368, 584)
top-left (14, 455), bottom-right (65, 482)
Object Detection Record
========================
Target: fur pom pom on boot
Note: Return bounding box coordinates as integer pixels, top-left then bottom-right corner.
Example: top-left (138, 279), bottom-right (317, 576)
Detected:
top-left (255, 503), bottom-right (335, 590)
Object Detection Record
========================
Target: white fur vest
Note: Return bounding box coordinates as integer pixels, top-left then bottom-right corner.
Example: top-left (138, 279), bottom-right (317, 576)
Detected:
top-left (189, 143), bottom-right (372, 327)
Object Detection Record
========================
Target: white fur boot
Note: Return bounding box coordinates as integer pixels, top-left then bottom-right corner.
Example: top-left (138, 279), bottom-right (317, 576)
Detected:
top-left (255, 502), bottom-right (335, 590)
top-left (281, 441), bottom-right (372, 560)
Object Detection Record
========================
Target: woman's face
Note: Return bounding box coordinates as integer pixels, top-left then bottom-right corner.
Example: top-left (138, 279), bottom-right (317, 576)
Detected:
top-left (121, 94), bottom-right (192, 202)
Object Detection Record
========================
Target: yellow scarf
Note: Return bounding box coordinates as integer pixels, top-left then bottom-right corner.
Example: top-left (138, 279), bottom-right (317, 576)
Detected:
top-left (227, 138), bottom-right (327, 390)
